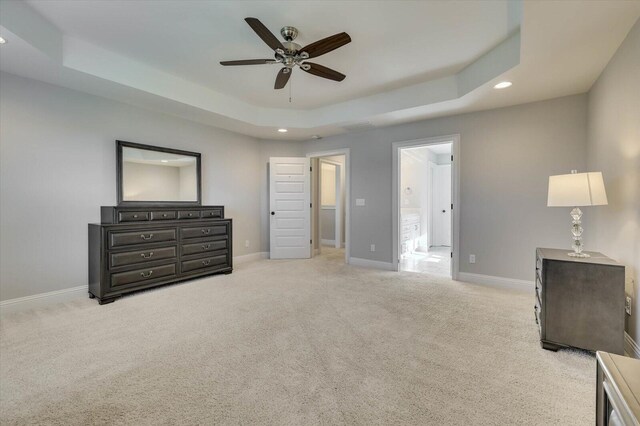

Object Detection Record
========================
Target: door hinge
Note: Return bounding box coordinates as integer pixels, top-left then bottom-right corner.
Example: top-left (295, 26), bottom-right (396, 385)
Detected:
top-left (310, 202), bottom-right (312, 208)
top-left (451, 252), bottom-right (453, 258)
top-left (310, 239), bottom-right (312, 244)
top-left (451, 203), bottom-right (454, 210)
top-left (451, 155), bottom-right (453, 162)
top-left (310, 166), bottom-right (312, 172)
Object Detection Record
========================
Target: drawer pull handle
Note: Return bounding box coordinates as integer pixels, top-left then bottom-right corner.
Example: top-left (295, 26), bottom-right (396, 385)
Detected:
top-left (162, 213), bottom-right (167, 218)
top-left (140, 234), bottom-right (154, 240)
top-left (140, 252), bottom-right (154, 259)
top-left (202, 260), bottom-right (211, 266)
top-left (133, 214), bottom-right (138, 218)
top-left (202, 244), bottom-right (211, 249)
top-left (188, 213), bottom-right (193, 217)
top-left (140, 271), bottom-right (153, 278)
top-left (202, 229), bottom-right (211, 234)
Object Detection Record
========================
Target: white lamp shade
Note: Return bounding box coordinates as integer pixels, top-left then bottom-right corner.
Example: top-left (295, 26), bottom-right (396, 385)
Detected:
top-left (547, 172), bottom-right (608, 207)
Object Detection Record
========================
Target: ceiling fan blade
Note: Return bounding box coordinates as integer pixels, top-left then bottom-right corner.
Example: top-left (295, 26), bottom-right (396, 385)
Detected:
top-left (220, 59), bottom-right (276, 66)
top-left (301, 62), bottom-right (346, 82)
top-left (274, 68), bottom-right (291, 89)
top-left (245, 17), bottom-right (285, 52)
top-left (300, 32), bottom-right (351, 59)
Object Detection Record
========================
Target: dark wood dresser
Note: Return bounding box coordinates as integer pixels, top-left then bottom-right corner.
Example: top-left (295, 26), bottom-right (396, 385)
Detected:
top-left (89, 206), bottom-right (232, 304)
top-left (535, 248), bottom-right (625, 354)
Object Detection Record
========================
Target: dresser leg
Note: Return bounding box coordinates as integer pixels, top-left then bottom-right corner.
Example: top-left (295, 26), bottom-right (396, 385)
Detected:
top-left (98, 296), bottom-right (119, 305)
top-left (541, 341), bottom-right (560, 352)
top-left (88, 292), bottom-right (96, 299)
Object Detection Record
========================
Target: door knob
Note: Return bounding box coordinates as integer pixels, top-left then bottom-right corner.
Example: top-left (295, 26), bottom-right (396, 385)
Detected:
top-left (442, 210), bottom-right (446, 213)
top-left (271, 212), bottom-right (275, 215)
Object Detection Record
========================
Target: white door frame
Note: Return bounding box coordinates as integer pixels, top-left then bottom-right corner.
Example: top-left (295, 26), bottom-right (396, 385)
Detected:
top-left (307, 149), bottom-right (351, 264)
top-left (391, 135), bottom-right (460, 278)
top-left (319, 158), bottom-right (343, 249)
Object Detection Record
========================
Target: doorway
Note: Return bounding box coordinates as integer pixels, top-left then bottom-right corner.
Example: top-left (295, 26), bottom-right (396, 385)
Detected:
top-left (392, 136), bottom-right (459, 278)
top-left (308, 149), bottom-right (350, 264)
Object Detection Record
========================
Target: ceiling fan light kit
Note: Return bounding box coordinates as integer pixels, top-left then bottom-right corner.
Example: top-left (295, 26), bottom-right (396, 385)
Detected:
top-left (220, 18), bottom-right (351, 90)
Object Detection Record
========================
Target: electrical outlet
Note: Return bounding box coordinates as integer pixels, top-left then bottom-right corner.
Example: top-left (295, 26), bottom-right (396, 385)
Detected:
top-left (245, 240), bottom-right (250, 248)
top-left (469, 254), bottom-right (476, 264)
top-left (626, 296), bottom-right (632, 316)
top-left (356, 198), bottom-right (366, 206)
top-left (370, 244), bottom-right (375, 252)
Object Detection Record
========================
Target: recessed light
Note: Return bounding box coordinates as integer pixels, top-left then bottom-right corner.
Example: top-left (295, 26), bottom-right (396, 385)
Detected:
top-left (0, 37), bottom-right (6, 45)
top-left (160, 160), bottom-right (169, 163)
top-left (494, 81), bottom-right (512, 89)
top-left (278, 128), bottom-right (288, 133)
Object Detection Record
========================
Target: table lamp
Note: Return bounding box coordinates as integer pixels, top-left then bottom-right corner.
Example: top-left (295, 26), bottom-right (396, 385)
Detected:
top-left (547, 170), bottom-right (608, 258)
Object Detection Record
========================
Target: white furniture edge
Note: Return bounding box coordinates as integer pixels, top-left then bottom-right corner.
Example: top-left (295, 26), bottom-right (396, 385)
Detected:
top-left (457, 272), bottom-right (534, 293)
top-left (349, 257), bottom-right (395, 271)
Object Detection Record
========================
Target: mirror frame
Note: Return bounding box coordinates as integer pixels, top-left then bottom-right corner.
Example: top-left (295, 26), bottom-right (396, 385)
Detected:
top-left (116, 140), bottom-right (202, 206)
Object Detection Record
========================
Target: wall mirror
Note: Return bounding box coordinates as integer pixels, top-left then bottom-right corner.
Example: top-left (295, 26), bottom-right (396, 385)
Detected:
top-left (117, 140), bottom-right (201, 205)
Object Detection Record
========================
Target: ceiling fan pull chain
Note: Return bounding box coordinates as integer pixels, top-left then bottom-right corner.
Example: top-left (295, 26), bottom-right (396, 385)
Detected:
top-left (289, 75), bottom-right (292, 103)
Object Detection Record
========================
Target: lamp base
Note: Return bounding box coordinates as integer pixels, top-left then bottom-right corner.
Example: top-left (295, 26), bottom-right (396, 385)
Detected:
top-left (568, 252), bottom-right (590, 258)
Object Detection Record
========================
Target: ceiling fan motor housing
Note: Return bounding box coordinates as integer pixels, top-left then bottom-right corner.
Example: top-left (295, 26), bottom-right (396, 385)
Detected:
top-left (280, 26), bottom-right (299, 41)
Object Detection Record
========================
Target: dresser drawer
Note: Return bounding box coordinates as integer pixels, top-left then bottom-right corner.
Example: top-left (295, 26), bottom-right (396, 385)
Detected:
top-left (181, 254), bottom-right (228, 273)
top-left (118, 211), bottom-right (150, 222)
top-left (110, 246), bottom-right (176, 268)
top-left (181, 224), bottom-right (228, 240)
top-left (201, 208), bottom-right (223, 219)
top-left (110, 263), bottom-right (176, 288)
top-left (150, 211), bottom-right (177, 221)
top-left (109, 228), bottom-right (177, 248)
top-left (182, 239), bottom-right (227, 256)
top-left (178, 210), bottom-right (201, 220)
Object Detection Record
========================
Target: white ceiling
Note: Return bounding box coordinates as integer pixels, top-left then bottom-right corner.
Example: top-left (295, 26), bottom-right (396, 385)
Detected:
top-left (1, 1), bottom-right (638, 141)
top-left (24, 0), bottom-right (518, 110)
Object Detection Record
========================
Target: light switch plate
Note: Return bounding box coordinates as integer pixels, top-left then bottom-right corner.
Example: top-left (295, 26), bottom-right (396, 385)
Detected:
top-left (356, 198), bottom-right (365, 206)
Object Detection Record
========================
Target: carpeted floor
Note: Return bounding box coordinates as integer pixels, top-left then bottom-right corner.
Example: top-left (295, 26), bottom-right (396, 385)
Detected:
top-left (1, 252), bottom-right (594, 425)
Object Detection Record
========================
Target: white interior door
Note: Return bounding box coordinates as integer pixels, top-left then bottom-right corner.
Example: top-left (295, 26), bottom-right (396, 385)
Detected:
top-left (432, 164), bottom-right (452, 246)
top-left (269, 157), bottom-right (311, 259)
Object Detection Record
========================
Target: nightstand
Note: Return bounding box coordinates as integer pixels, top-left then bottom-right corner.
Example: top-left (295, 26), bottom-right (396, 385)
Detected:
top-left (535, 248), bottom-right (625, 354)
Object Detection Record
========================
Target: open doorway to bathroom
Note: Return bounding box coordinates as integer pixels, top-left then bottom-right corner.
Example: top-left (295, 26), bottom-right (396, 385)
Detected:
top-left (398, 142), bottom-right (453, 277)
top-left (310, 153), bottom-right (347, 264)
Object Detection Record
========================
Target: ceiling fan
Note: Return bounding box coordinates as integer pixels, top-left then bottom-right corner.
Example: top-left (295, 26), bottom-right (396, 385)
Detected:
top-left (220, 18), bottom-right (351, 90)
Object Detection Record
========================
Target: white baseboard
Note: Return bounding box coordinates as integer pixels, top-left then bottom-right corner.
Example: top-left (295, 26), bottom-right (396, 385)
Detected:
top-left (233, 251), bottom-right (269, 265)
top-left (321, 239), bottom-right (335, 246)
top-left (0, 285), bottom-right (87, 315)
top-left (625, 332), bottom-right (640, 359)
top-left (457, 272), bottom-right (534, 292)
top-left (349, 257), bottom-right (395, 271)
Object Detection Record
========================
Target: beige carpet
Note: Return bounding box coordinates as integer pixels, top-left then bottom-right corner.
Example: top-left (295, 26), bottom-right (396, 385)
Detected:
top-left (1, 251), bottom-right (594, 425)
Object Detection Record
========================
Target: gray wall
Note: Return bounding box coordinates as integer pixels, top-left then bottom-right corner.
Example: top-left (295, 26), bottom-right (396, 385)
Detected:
top-left (587, 19), bottom-right (640, 343)
top-left (302, 95), bottom-right (589, 280)
top-left (0, 72), bottom-right (263, 301)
